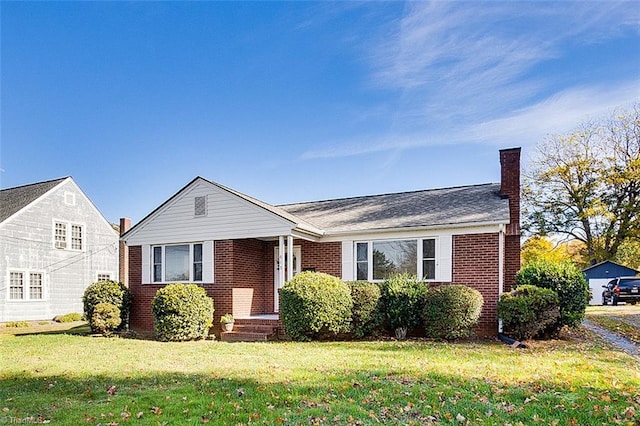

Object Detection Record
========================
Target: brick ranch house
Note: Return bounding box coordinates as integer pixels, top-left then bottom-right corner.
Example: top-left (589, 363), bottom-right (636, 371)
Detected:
top-left (121, 148), bottom-right (521, 337)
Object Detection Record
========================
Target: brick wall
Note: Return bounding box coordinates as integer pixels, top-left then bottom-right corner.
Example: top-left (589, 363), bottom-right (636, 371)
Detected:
top-left (128, 239), bottom-right (277, 333)
top-left (451, 233), bottom-right (500, 337)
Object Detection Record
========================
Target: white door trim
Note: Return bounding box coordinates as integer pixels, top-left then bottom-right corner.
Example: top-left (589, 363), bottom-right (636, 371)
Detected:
top-left (274, 245), bottom-right (301, 312)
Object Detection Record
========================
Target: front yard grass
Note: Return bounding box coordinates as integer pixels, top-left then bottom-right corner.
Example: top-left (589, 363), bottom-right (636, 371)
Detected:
top-left (0, 329), bottom-right (638, 425)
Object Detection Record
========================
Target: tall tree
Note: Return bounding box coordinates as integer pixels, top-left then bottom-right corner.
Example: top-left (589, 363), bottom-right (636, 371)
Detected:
top-left (523, 104), bottom-right (640, 265)
top-left (521, 236), bottom-right (582, 266)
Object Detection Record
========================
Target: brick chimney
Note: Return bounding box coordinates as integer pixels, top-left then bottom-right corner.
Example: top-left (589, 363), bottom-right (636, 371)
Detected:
top-left (499, 148), bottom-right (521, 292)
top-left (499, 147), bottom-right (521, 236)
top-left (119, 218), bottom-right (131, 287)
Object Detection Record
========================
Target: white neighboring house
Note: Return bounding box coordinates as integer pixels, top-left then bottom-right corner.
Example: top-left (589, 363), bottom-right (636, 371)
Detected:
top-left (0, 177), bottom-right (119, 322)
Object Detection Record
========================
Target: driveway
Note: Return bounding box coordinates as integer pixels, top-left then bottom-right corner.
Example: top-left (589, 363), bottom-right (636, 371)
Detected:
top-left (584, 305), bottom-right (640, 357)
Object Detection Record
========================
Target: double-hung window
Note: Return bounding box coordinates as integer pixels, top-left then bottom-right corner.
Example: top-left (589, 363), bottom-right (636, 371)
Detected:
top-left (355, 238), bottom-right (437, 281)
top-left (8, 271), bottom-right (44, 300)
top-left (152, 243), bottom-right (204, 283)
top-left (54, 221), bottom-right (84, 250)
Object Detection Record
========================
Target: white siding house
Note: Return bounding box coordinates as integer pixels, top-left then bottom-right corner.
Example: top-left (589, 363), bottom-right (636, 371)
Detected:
top-left (0, 177), bottom-right (119, 322)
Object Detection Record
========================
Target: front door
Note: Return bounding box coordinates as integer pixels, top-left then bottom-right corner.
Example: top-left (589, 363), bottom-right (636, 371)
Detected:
top-left (274, 245), bottom-right (301, 312)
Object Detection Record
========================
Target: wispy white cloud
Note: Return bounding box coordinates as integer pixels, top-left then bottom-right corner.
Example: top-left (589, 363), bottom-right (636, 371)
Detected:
top-left (301, 81), bottom-right (639, 160)
top-left (467, 81), bottom-right (640, 147)
top-left (300, 0), bottom-right (639, 160)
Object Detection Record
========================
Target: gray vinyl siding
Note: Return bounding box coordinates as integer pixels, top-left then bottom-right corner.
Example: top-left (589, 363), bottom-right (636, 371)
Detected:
top-left (0, 179), bottom-right (118, 321)
top-left (124, 179), bottom-right (294, 246)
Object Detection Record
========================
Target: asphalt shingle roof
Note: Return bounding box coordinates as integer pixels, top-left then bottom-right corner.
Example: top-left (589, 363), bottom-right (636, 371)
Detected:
top-left (279, 183), bottom-right (510, 234)
top-left (0, 177), bottom-right (68, 223)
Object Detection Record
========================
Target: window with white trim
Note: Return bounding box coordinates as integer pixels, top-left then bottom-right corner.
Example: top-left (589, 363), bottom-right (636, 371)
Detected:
top-left (152, 243), bottom-right (204, 283)
top-left (97, 273), bottom-right (112, 281)
top-left (9, 272), bottom-right (24, 300)
top-left (355, 238), bottom-right (437, 281)
top-left (30, 273), bottom-right (43, 299)
top-left (71, 225), bottom-right (83, 250)
top-left (55, 222), bottom-right (67, 249)
top-left (8, 271), bottom-right (44, 300)
top-left (54, 221), bottom-right (84, 250)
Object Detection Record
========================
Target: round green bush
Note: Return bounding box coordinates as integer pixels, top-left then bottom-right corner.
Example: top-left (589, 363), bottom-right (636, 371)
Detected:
top-left (152, 284), bottom-right (214, 342)
top-left (91, 303), bottom-right (121, 335)
top-left (498, 285), bottom-right (560, 340)
top-left (346, 281), bottom-right (383, 338)
top-left (83, 280), bottom-right (132, 333)
top-left (516, 261), bottom-right (589, 335)
top-left (380, 274), bottom-right (427, 339)
top-left (280, 271), bottom-right (352, 341)
top-left (423, 285), bottom-right (484, 340)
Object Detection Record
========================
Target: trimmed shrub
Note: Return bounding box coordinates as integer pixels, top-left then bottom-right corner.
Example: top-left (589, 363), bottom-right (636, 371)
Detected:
top-left (83, 280), bottom-right (132, 333)
top-left (380, 274), bottom-right (427, 339)
top-left (516, 261), bottom-right (589, 335)
top-left (280, 271), bottom-right (352, 341)
top-left (498, 285), bottom-right (560, 340)
top-left (152, 284), bottom-right (214, 342)
top-left (347, 281), bottom-right (383, 338)
top-left (91, 303), bottom-right (121, 335)
top-left (54, 312), bottom-right (83, 323)
top-left (423, 285), bottom-right (484, 340)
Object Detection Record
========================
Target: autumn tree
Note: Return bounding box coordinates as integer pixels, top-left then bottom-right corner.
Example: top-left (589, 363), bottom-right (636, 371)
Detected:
top-left (523, 103), bottom-right (640, 265)
top-left (521, 235), bottom-right (586, 266)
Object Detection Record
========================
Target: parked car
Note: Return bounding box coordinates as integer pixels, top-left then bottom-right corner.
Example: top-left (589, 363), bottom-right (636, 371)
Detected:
top-left (602, 277), bottom-right (640, 305)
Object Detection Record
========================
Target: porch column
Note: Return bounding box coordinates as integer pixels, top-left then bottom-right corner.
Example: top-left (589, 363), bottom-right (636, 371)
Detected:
top-left (287, 235), bottom-right (294, 282)
top-left (278, 236), bottom-right (285, 289)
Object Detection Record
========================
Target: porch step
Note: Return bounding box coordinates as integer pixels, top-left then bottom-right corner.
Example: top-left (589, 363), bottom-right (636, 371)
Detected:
top-left (219, 320), bottom-right (283, 342)
top-left (220, 330), bottom-right (272, 342)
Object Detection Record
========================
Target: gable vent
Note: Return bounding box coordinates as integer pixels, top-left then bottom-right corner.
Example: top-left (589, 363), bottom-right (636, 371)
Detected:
top-left (194, 196), bottom-right (207, 217)
top-left (64, 192), bottom-right (76, 206)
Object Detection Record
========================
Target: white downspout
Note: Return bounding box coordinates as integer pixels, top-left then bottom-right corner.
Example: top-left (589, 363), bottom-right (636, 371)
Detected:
top-left (498, 224), bottom-right (505, 333)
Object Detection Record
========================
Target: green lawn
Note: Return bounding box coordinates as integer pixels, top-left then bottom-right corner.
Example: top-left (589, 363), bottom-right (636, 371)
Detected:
top-left (0, 327), bottom-right (638, 425)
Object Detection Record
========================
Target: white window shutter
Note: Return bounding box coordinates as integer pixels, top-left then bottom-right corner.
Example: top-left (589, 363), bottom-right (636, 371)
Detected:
top-left (436, 235), bottom-right (452, 282)
top-left (141, 245), bottom-right (151, 283)
top-left (202, 241), bottom-right (214, 283)
top-left (341, 240), bottom-right (353, 281)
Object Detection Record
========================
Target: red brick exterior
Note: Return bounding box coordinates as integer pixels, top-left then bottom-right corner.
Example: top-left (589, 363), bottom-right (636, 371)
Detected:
top-left (451, 233), bottom-right (500, 337)
top-left (126, 149), bottom-right (520, 338)
top-left (500, 148), bottom-right (521, 292)
top-left (118, 218), bottom-right (131, 287)
top-left (127, 239), bottom-right (342, 333)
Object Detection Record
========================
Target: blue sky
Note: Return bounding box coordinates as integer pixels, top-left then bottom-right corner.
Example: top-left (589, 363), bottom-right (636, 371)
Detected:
top-left (2, 1), bottom-right (639, 224)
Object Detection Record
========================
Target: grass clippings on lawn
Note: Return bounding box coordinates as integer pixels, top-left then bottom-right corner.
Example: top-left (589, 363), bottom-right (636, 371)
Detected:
top-left (0, 328), bottom-right (638, 425)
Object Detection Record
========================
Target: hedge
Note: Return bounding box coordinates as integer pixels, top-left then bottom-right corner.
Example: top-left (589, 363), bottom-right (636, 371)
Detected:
top-left (83, 280), bottom-right (132, 333)
top-left (498, 284), bottom-right (560, 340)
top-left (152, 284), bottom-right (214, 342)
top-left (423, 285), bottom-right (483, 340)
top-left (280, 271), bottom-right (352, 341)
top-left (516, 261), bottom-right (589, 335)
top-left (347, 281), bottom-right (383, 338)
top-left (380, 274), bottom-right (427, 339)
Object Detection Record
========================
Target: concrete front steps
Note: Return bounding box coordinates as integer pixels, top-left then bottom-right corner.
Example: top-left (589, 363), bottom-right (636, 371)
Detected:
top-left (219, 317), bottom-right (283, 342)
